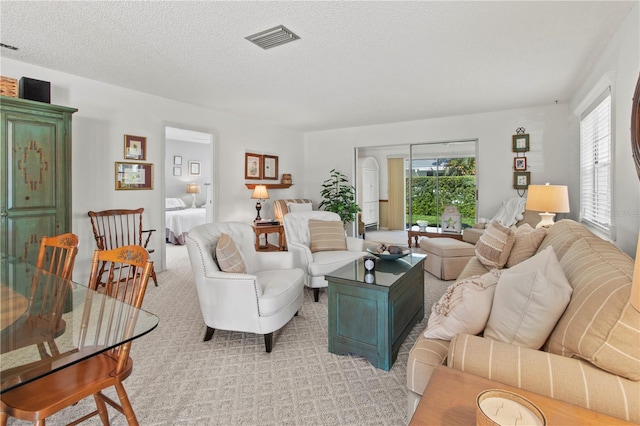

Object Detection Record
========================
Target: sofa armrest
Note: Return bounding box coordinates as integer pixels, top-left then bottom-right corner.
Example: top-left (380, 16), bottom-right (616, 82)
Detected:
top-left (346, 236), bottom-right (366, 251)
top-left (448, 334), bottom-right (640, 423)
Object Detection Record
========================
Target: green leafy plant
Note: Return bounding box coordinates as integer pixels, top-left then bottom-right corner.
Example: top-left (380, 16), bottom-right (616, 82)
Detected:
top-left (319, 169), bottom-right (361, 225)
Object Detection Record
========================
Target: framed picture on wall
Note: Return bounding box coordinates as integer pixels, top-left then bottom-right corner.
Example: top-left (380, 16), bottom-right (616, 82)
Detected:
top-left (173, 166), bottom-right (182, 176)
top-left (263, 155), bottom-right (278, 180)
top-left (514, 157), bottom-right (527, 170)
top-left (512, 134), bottom-right (530, 152)
top-left (513, 171), bottom-right (530, 190)
top-left (124, 134), bottom-right (147, 160)
top-left (115, 162), bottom-right (153, 190)
top-left (245, 152), bottom-right (262, 179)
top-left (189, 161), bottom-right (201, 176)
top-left (174, 155), bottom-right (182, 165)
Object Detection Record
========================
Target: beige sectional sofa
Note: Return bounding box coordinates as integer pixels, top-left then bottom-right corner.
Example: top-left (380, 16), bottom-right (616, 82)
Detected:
top-left (406, 219), bottom-right (640, 423)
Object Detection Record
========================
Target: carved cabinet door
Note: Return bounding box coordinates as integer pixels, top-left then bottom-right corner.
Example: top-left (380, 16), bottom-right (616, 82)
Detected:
top-left (0, 97), bottom-right (77, 264)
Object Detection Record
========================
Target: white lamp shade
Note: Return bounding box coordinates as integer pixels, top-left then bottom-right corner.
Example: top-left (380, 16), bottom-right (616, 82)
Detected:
top-left (186, 183), bottom-right (200, 194)
top-left (525, 184), bottom-right (570, 213)
top-left (251, 185), bottom-right (269, 200)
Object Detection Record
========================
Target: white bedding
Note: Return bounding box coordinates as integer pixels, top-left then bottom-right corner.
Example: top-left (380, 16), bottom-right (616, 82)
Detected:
top-left (166, 207), bottom-right (206, 245)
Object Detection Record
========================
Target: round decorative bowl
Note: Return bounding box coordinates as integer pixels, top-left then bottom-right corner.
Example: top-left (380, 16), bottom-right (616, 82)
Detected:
top-left (476, 389), bottom-right (546, 426)
top-left (366, 248), bottom-right (411, 260)
top-left (416, 220), bottom-right (429, 231)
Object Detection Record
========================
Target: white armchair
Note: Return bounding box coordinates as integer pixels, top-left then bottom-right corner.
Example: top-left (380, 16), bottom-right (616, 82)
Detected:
top-left (186, 222), bottom-right (304, 352)
top-left (283, 211), bottom-right (369, 302)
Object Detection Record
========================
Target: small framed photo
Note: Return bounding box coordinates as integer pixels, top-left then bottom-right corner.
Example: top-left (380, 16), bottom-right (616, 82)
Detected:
top-left (124, 134), bottom-right (147, 160)
top-left (189, 161), bottom-right (201, 176)
top-left (174, 155), bottom-right (182, 165)
top-left (514, 157), bottom-right (527, 171)
top-left (245, 152), bottom-right (262, 180)
top-left (512, 134), bottom-right (530, 152)
top-left (173, 166), bottom-right (182, 176)
top-left (513, 171), bottom-right (531, 190)
top-left (115, 162), bottom-right (153, 190)
top-left (263, 155), bottom-right (278, 180)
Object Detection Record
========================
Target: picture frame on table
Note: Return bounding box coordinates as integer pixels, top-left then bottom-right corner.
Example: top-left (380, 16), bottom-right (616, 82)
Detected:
top-left (174, 155), bottom-right (182, 165)
top-left (263, 155), bottom-right (278, 180)
top-left (512, 134), bottom-right (530, 152)
top-left (124, 134), bottom-right (147, 160)
top-left (513, 171), bottom-right (530, 190)
top-left (173, 166), bottom-right (182, 176)
top-left (514, 157), bottom-right (527, 171)
top-left (245, 152), bottom-right (262, 180)
top-left (189, 161), bottom-right (201, 176)
top-left (115, 162), bottom-right (153, 190)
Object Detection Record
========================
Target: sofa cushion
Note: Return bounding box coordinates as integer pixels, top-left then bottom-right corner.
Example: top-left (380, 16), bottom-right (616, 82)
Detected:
top-left (474, 221), bottom-right (515, 269)
top-left (484, 246), bottom-right (572, 349)
top-left (546, 236), bottom-right (640, 381)
top-left (215, 233), bottom-right (247, 273)
top-left (505, 224), bottom-right (547, 268)
top-left (309, 219), bottom-right (347, 252)
top-left (535, 219), bottom-right (593, 260)
top-left (424, 270), bottom-right (500, 340)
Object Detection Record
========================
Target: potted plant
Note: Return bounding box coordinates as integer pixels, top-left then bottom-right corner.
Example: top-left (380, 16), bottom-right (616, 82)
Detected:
top-left (319, 169), bottom-right (361, 225)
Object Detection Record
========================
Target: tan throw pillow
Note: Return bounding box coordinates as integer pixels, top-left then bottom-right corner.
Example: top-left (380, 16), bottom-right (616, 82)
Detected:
top-left (484, 246), bottom-right (572, 349)
top-left (505, 224), bottom-right (547, 268)
top-left (475, 221), bottom-right (515, 269)
top-left (215, 233), bottom-right (246, 273)
top-left (309, 219), bottom-right (347, 252)
top-left (424, 270), bottom-right (501, 341)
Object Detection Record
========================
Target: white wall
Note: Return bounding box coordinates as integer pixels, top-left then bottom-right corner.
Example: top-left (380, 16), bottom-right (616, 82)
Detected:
top-left (304, 103), bottom-right (572, 228)
top-left (2, 58), bottom-right (306, 283)
top-left (568, 2), bottom-right (640, 256)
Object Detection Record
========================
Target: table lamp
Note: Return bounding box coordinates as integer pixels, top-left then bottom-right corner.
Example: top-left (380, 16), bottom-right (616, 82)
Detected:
top-left (632, 232), bottom-right (640, 312)
top-left (525, 183), bottom-right (570, 228)
top-left (251, 185), bottom-right (269, 221)
top-left (186, 183), bottom-right (200, 208)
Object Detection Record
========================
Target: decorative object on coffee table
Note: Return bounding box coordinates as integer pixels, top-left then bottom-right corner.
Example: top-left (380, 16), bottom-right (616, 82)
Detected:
top-left (476, 389), bottom-right (546, 426)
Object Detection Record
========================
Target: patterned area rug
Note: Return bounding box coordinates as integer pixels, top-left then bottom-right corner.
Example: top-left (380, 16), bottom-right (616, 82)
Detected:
top-left (11, 244), bottom-right (450, 426)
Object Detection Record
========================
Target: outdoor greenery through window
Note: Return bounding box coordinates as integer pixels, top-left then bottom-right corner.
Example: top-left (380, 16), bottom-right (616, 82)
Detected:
top-left (406, 152), bottom-right (476, 229)
top-left (579, 88), bottom-right (612, 236)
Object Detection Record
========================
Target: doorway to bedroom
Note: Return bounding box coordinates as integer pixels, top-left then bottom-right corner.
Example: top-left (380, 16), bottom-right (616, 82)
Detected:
top-left (164, 126), bottom-right (215, 249)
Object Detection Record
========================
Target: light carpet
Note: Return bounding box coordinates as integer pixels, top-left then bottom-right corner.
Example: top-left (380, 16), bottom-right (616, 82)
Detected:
top-left (9, 244), bottom-right (450, 426)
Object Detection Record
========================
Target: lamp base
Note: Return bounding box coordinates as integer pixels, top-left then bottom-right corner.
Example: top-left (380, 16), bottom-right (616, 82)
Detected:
top-left (536, 212), bottom-right (556, 228)
top-left (255, 202), bottom-right (262, 222)
top-left (191, 193), bottom-right (197, 209)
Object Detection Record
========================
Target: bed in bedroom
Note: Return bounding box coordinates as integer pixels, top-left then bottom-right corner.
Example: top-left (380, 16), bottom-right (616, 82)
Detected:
top-left (165, 198), bottom-right (207, 245)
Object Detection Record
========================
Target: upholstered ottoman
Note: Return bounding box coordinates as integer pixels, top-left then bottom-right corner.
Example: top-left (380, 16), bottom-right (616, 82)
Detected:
top-left (420, 238), bottom-right (475, 280)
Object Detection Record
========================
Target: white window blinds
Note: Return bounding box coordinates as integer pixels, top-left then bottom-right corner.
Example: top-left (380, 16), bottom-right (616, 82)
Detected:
top-left (579, 88), bottom-right (611, 235)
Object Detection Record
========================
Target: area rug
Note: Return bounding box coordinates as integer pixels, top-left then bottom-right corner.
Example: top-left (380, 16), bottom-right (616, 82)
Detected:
top-left (15, 244), bottom-right (450, 426)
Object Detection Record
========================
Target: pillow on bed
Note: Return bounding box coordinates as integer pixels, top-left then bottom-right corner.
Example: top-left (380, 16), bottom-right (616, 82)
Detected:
top-left (166, 198), bottom-right (188, 211)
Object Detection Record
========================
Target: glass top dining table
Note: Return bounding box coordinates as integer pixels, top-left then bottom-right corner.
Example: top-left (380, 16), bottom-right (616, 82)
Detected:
top-left (0, 256), bottom-right (159, 393)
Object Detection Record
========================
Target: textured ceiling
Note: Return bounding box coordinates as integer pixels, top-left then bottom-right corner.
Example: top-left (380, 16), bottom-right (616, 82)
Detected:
top-left (0, 1), bottom-right (635, 132)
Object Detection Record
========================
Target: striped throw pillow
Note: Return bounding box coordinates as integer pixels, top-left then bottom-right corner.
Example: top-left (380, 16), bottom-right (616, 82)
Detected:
top-left (475, 221), bottom-right (515, 269)
top-left (215, 233), bottom-right (246, 273)
top-left (309, 219), bottom-right (346, 252)
top-left (505, 224), bottom-right (547, 267)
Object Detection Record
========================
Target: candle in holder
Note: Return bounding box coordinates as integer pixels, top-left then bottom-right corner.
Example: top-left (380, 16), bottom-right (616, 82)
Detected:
top-left (476, 389), bottom-right (546, 426)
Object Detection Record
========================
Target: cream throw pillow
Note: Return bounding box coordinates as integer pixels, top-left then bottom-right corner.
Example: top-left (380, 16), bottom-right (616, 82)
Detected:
top-left (505, 224), bottom-right (547, 268)
top-left (424, 270), bottom-right (501, 341)
top-left (475, 221), bottom-right (515, 269)
top-left (484, 246), bottom-right (572, 349)
top-left (215, 233), bottom-right (246, 273)
top-left (287, 202), bottom-right (313, 213)
top-left (309, 219), bottom-right (347, 252)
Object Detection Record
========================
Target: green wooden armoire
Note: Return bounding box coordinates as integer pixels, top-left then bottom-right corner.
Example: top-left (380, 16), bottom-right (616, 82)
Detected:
top-left (0, 96), bottom-right (77, 265)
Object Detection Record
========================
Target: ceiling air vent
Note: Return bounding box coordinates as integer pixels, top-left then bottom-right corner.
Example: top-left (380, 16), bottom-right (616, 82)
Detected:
top-left (246, 25), bottom-right (300, 50)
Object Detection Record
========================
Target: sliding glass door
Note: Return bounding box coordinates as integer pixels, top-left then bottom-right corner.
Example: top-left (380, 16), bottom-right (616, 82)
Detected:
top-left (407, 140), bottom-right (477, 230)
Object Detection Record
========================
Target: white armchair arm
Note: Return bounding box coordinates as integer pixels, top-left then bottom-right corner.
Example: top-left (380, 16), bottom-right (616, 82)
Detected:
top-left (287, 241), bottom-right (314, 273)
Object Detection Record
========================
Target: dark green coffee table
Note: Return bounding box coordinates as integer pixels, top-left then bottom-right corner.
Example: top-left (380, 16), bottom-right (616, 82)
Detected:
top-left (326, 253), bottom-right (425, 371)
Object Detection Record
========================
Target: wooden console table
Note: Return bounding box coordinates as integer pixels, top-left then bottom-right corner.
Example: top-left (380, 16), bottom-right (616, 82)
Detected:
top-left (410, 366), bottom-right (633, 425)
top-left (252, 224), bottom-right (284, 251)
top-left (407, 227), bottom-right (463, 247)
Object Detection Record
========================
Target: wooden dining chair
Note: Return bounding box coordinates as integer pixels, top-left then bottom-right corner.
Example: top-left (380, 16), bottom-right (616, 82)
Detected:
top-left (88, 208), bottom-right (158, 286)
top-left (0, 245), bottom-right (154, 426)
top-left (0, 233), bottom-right (79, 358)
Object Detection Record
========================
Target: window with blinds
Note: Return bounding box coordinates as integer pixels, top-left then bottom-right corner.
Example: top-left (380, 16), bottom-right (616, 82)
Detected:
top-left (579, 88), bottom-right (612, 236)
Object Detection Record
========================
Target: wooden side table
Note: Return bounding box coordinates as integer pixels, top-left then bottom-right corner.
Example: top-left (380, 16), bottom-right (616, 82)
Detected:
top-left (410, 365), bottom-right (634, 425)
top-left (252, 224), bottom-right (284, 251)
